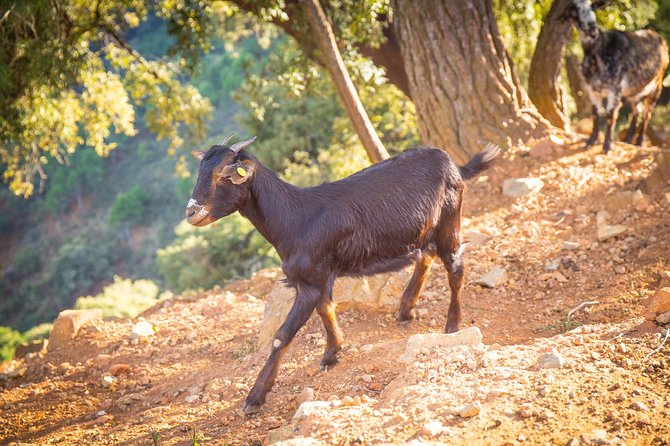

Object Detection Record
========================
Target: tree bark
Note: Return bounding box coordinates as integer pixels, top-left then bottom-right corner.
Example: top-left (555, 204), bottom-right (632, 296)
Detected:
top-left (565, 53), bottom-right (591, 119)
top-left (393, 0), bottom-right (550, 163)
top-left (303, 0), bottom-right (389, 163)
top-left (528, 0), bottom-right (574, 130)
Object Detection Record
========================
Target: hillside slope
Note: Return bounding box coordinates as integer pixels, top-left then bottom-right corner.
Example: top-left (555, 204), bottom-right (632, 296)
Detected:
top-left (1, 139), bottom-right (669, 445)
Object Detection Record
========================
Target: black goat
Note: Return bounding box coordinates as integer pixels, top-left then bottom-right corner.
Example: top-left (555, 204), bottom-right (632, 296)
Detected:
top-left (563, 0), bottom-right (669, 152)
top-left (186, 136), bottom-right (500, 413)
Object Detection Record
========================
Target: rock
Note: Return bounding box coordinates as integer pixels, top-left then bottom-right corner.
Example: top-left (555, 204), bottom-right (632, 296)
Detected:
top-left (544, 258), bottom-right (561, 271)
top-left (184, 395), bottom-right (200, 403)
top-left (597, 224), bottom-right (628, 242)
top-left (101, 374), bottom-right (117, 388)
top-left (474, 267), bottom-right (507, 288)
top-left (96, 410), bottom-right (107, 417)
top-left (604, 190), bottom-right (646, 213)
top-left (643, 288), bottom-right (670, 320)
top-left (583, 429), bottom-right (611, 445)
top-left (92, 414), bottom-right (114, 425)
top-left (268, 425), bottom-right (296, 444)
top-left (665, 192), bottom-right (670, 206)
top-left (644, 149), bottom-right (670, 191)
top-left (562, 241), bottom-right (580, 251)
top-left (502, 178), bottom-right (544, 198)
top-left (537, 349), bottom-right (564, 369)
top-left (296, 387), bottom-right (314, 406)
top-left (48, 309), bottom-right (102, 351)
top-left (292, 401), bottom-right (331, 421)
top-left (529, 137), bottom-right (556, 159)
top-left (259, 270), bottom-right (412, 352)
top-left (457, 402), bottom-right (481, 418)
top-left (400, 327), bottom-right (482, 362)
top-left (463, 230), bottom-right (491, 245)
top-left (423, 420), bottom-right (444, 435)
top-left (130, 320), bottom-right (155, 339)
top-left (519, 403), bottom-right (533, 418)
top-left (614, 265), bottom-right (626, 274)
top-left (656, 312), bottom-right (670, 325)
top-left (629, 401), bottom-right (649, 411)
top-left (108, 364), bottom-right (130, 376)
top-left (360, 344), bottom-right (374, 353)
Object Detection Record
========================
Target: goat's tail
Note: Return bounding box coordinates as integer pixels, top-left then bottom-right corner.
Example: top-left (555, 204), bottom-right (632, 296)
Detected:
top-left (458, 143), bottom-right (501, 181)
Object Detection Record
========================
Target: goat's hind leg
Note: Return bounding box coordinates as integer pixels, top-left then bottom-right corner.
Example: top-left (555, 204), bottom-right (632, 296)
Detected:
top-left (316, 294), bottom-right (344, 370)
top-left (244, 282), bottom-right (319, 414)
top-left (623, 102), bottom-right (639, 144)
top-left (398, 249), bottom-right (434, 322)
top-left (437, 192), bottom-right (465, 334)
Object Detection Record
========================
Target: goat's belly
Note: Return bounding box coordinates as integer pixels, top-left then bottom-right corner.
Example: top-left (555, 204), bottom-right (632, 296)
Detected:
top-left (624, 77), bottom-right (658, 103)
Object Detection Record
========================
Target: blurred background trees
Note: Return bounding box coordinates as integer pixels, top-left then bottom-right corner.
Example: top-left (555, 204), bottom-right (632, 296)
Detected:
top-left (0, 0), bottom-right (667, 359)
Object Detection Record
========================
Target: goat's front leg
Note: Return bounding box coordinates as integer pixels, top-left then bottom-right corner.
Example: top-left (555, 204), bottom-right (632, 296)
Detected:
top-left (603, 97), bottom-right (622, 153)
top-left (243, 283), bottom-right (320, 414)
top-left (316, 297), bottom-right (344, 370)
top-left (585, 105), bottom-right (600, 148)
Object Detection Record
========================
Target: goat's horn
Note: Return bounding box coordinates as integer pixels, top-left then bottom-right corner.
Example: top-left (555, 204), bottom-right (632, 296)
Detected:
top-left (217, 133), bottom-right (235, 147)
top-left (229, 136), bottom-right (257, 153)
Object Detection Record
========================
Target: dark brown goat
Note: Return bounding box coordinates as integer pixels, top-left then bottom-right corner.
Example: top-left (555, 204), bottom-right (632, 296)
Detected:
top-left (563, 0), bottom-right (669, 152)
top-left (186, 136), bottom-right (500, 413)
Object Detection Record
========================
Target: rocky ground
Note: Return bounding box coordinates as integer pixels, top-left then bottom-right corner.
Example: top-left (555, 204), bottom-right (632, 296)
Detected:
top-left (1, 137), bottom-right (670, 445)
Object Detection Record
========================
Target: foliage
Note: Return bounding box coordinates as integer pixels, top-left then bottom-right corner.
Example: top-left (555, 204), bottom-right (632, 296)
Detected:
top-left (75, 275), bottom-right (161, 318)
top-left (43, 149), bottom-right (105, 214)
top-left (109, 186), bottom-right (149, 230)
top-left (0, 326), bottom-right (25, 361)
top-left (157, 215), bottom-right (279, 293)
top-left (0, 0), bottom-right (216, 197)
top-left (23, 323), bottom-right (52, 342)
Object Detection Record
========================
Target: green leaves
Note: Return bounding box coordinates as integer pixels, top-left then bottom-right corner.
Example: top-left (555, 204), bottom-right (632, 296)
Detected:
top-left (0, 0), bottom-right (214, 197)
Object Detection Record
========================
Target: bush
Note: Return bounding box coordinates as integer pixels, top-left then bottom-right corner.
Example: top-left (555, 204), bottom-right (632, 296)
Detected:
top-left (157, 214), bottom-right (279, 293)
top-left (75, 275), bottom-right (161, 318)
top-left (23, 323), bottom-right (52, 342)
top-left (0, 326), bottom-right (26, 361)
top-left (109, 186), bottom-right (149, 230)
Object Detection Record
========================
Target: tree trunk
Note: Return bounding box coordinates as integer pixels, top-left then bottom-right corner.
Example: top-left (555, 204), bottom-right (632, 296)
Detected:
top-left (528, 0), bottom-right (574, 130)
top-left (303, 0), bottom-right (389, 163)
top-left (565, 53), bottom-right (591, 119)
top-left (393, 0), bottom-right (550, 164)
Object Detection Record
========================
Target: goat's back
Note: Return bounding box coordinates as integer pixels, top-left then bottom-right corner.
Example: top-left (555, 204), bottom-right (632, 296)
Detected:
top-left (298, 148), bottom-right (462, 275)
top-left (584, 29), bottom-right (669, 96)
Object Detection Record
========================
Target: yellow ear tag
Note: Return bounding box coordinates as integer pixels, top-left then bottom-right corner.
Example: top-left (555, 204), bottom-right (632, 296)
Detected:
top-left (236, 166), bottom-right (247, 177)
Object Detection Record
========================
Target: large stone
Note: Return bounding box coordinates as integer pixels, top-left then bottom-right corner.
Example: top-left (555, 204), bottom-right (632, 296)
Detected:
top-left (643, 288), bottom-right (670, 320)
top-left (258, 270), bottom-right (412, 352)
top-left (597, 224), bottom-right (627, 242)
top-left (644, 150), bottom-right (670, 191)
top-left (604, 190), bottom-right (646, 213)
top-left (502, 178), bottom-right (544, 198)
top-left (48, 309), bottom-right (102, 351)
top-left (292, 401), bottom-right (331, 421)
top-left (474, 267), bottom-right (507, 288)
top-left (400, 327), bottom-right (483, 362)
top-left (536, 349), bottom-right (564, 369)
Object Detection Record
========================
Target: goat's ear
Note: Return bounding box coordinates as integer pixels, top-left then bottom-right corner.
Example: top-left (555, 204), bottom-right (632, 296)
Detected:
top-left (192, 150), bottom-right (205, 160)
top-left (219, 160), bottom-right (254, 185)
top-left (590, 0), bottom-right (609, 10)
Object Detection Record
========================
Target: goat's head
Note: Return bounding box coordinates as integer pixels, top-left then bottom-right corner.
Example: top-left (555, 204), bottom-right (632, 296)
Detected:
top-left (561, 0), bottom-right (608, 39)
top-left (185, 135), bottom-right (257, 226)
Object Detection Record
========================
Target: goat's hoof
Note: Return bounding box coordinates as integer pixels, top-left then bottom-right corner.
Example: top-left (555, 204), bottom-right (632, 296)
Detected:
top-left (444, 323), bottom-right (459, 334)
top-left (242, 401), bottom-right (263, 415)
top-left (320, 356), bottom-right (339, 371)
top-left (602, 144), bottom-right (611, 154)
top-left (397, 309), bottom-right (416, 323)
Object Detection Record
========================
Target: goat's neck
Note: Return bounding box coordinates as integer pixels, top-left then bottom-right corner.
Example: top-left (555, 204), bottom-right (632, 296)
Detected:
top-left (238, 163), bottom-right (303, 252)
top-left (577, 28), bottom-right (601, 51)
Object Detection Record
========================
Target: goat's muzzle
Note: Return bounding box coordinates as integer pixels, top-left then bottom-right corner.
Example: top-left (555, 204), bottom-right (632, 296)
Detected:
top-left (185, 198), bottom-right (209, 226)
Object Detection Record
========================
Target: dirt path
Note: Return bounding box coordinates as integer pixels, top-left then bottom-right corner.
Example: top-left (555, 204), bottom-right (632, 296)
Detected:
top-left (1, 140), bottom-right (669, 445)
